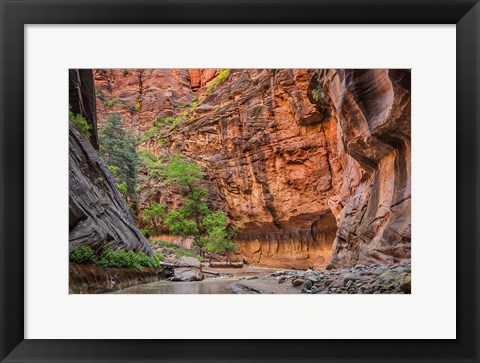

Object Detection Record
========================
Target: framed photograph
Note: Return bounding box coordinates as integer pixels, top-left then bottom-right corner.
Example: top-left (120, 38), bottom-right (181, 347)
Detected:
top-left (1, 0), bottom-right (479, 362)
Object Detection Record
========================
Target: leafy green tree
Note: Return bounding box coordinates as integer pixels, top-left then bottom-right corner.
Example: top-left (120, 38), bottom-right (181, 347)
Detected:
top-left (161, 154), bottom-right (203, 192)
top-left (160, 155), bottom-right (237, 257)
top-left (139, 202), bottom-right (166, 237)
top-left (99, 113), bottom-right (138, 198)
top-left (201, 211), bottom-right (238, 261)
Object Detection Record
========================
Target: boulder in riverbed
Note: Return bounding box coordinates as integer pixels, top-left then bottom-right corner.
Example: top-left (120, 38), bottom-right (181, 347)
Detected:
top-left (301, 279), bottom-right (313, 291)
top-left (171, 256), bottom-right (204, 282)
top-left (292, 278), bottom-right (306, 286)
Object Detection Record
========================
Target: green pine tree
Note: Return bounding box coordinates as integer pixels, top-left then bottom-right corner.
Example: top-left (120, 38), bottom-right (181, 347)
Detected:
top-left (99, 113), bottom-right (139, 198)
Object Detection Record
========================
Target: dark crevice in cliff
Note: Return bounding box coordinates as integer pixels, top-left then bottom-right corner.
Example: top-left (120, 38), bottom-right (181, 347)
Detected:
top-left (69, 69), bottom-right (99, 149)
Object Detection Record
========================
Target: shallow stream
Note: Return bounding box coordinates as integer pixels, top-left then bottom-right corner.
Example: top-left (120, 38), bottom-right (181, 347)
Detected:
top-left (110, 277), bottom-right (240, 294)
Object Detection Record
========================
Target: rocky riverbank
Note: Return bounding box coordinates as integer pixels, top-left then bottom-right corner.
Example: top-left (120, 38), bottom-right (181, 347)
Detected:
top-left (83, 257), bottom-right (411, 294)
top-left (229, 260), bottom-right (411, 294)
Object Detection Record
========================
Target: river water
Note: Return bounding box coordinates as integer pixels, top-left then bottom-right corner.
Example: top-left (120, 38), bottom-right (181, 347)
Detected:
top-left (110, 277), bottom-right (240, 294)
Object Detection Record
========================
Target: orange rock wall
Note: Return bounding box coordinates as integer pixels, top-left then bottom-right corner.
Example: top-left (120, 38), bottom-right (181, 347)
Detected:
top-left (93, 69), bottom-right (411, 269)
top-left (319, 69), bottom-right (411, 268)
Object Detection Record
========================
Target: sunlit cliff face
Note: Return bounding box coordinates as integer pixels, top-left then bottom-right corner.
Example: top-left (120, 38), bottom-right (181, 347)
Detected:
top-left (93, 68), bottom-right (411, 269)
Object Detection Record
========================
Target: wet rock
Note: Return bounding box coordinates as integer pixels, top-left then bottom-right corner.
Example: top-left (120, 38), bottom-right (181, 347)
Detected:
top-left (230, 279), bottom-right (299, 294)
top-left (305, 276), bottom-right (319, 283)
top-left (301, 279), bottom-right (313, 290)
top-left (69, 263), bottom-right (163, 294)
top-left (399, 276), bottom-right (411, 293)
top-left (379, 272), bottom-right (397, 284)
top-left (263, 261), bottom-right (412, 294)
top-left (292, 278), bottom-right (306, 286)
top-left (343, 273), bottom-right (361, 283)
top-left (171, 268), bottom-right (203, 282)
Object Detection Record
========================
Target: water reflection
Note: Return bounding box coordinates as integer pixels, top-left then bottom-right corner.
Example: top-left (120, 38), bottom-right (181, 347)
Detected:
top-left (110, 277), bottom-right (239, 294)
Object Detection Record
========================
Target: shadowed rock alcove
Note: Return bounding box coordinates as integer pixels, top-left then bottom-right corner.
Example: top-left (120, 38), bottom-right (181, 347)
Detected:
top-left (233, 210), bottom-right (337, 269)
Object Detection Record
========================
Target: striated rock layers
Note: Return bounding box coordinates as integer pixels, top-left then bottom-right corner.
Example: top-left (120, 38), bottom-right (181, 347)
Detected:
top-left (93, 69), bottom-right (410, 269)
top-left (316, 69), bottom-right (411, 268)
top-left (94, 69), bottom-right (199, 135)
top-left (69, 69), bottom-right (152, 255)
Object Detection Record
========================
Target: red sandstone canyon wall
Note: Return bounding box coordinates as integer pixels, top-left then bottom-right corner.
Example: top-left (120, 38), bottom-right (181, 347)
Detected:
top-left (93, 68), bottom-right (411, 269)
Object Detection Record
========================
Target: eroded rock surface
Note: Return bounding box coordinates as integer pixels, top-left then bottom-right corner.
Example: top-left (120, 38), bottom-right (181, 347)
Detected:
top-left (69, 69), bottom-right (152, 255)
top-left (316, 69), bottom-right (411, 268)
top-left (94, 69), bottom-right (194, 135)
top-left (69, 124), bottom-right (152, 255)
top-left (93, 69), bottom-right (411, 269)
top-left (175, 70), bottom-right (343, 269)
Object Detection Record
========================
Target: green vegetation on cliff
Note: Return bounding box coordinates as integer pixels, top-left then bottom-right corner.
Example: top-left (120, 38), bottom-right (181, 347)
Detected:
top-left (69, 245), bottom-right (163, 270)
top-left (97, 248), bottom-right (163, 269)
top-left (205, 69), bottom-right (231, 95)
top-left (137, 70), bottom-right (231, 146)
top-left (138, 150), bottom-right (164, 178)
top-left (69, 245), bottom-right (95, 264)
top-left (104, 98), bottom-right (137, 112)
top-left (69, 107), bottom-right (91, 139)
top-left (311, 84), bottom-right (324, 101)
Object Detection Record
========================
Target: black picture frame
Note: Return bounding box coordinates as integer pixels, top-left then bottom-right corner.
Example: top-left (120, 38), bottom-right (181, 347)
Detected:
top-left (1, 1), bottom-right (479, 362)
